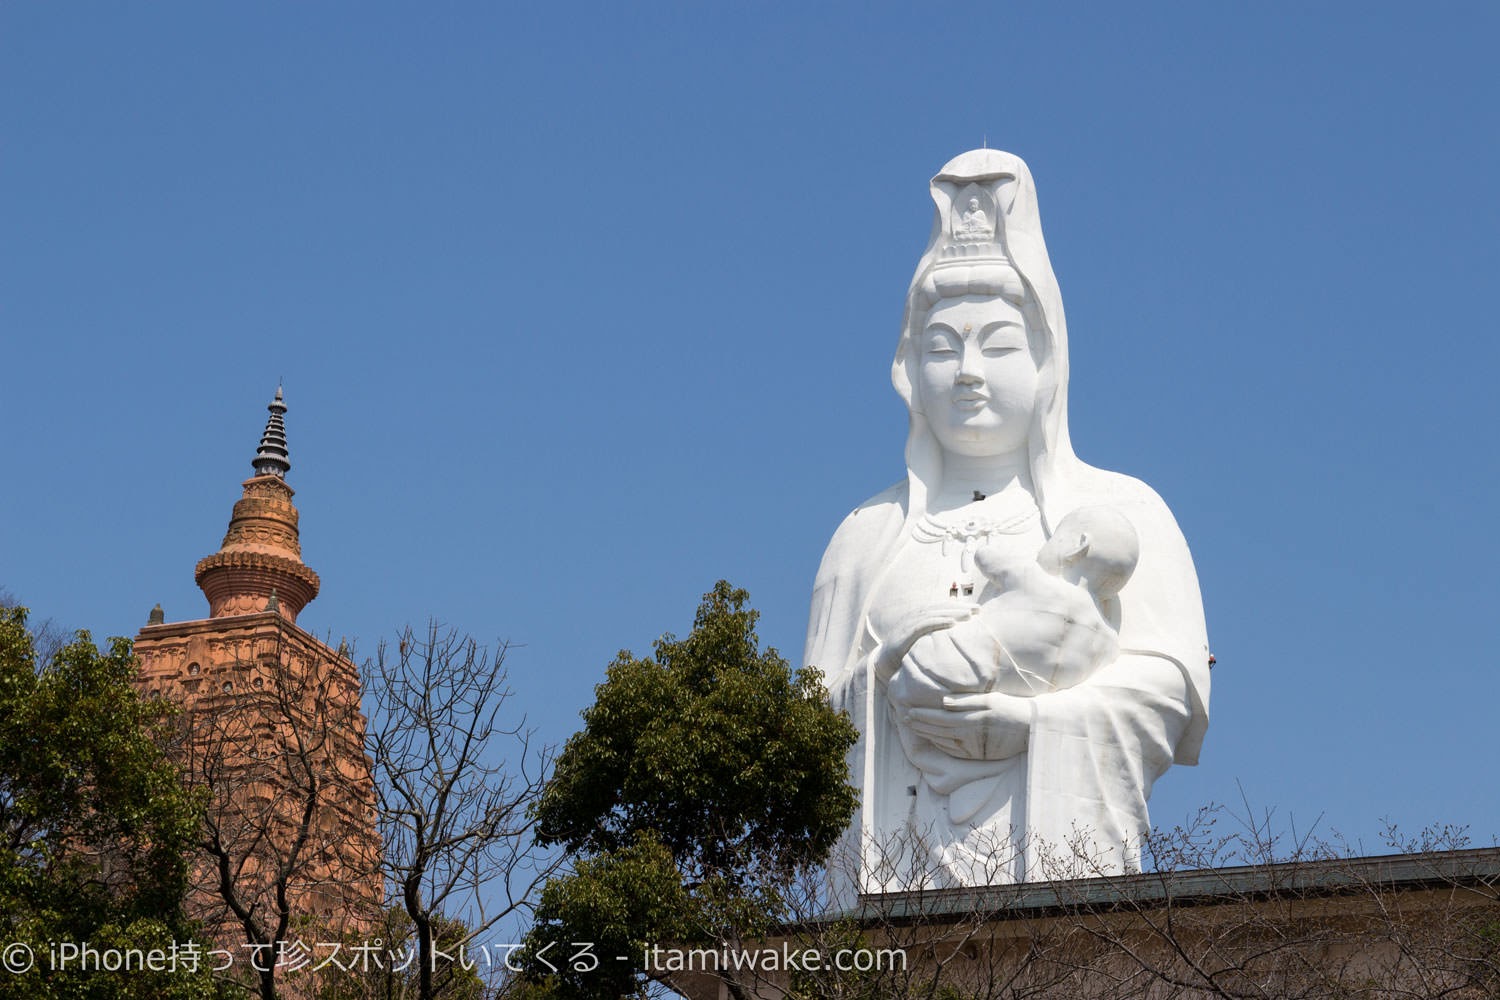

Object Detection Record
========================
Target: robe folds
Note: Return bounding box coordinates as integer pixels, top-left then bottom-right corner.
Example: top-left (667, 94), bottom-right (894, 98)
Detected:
top-left (804, 468), bottom-right (1209, 890)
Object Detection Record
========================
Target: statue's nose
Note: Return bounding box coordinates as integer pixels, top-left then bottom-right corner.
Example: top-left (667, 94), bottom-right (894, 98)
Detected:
top-left (956, 349), bottom-right (985, 384)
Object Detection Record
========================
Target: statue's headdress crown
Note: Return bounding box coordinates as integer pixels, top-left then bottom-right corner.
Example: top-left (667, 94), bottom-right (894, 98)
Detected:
top-left (912, 149), bottom-right (1032, 305)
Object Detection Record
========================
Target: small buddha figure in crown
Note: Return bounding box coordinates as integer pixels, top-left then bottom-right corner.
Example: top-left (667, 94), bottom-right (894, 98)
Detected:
top-left (955, 196), bottom-right (993, 242)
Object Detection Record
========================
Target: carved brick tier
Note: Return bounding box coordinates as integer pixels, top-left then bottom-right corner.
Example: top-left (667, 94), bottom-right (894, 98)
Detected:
top-left (134, 611), bottom-right (382, 940)
top-left (219, 497), bottom-right (303, 555)
top-left (194, 473), bottom-right (320, 622)
top-left (195, 549), bottom-right (320, 622)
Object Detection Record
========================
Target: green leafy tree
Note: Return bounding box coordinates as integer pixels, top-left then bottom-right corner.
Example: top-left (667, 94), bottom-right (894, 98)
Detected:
top-left (0, 604), bottom-right (214, 1000)
top-left (526, 832), bottom-right (694, 1000)
top-left (525, 581), bottom-right (859, 1000)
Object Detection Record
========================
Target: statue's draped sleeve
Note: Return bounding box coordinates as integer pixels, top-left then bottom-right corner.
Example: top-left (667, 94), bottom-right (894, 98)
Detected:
top-left (1051, 472), bottom-right (1210, 765)
top-left (804, 482), bottom-right (907, 702)
top-left (804, 483), bottom-right (907, 871)
top-left (1023, 471), bottom-right (1209, 871)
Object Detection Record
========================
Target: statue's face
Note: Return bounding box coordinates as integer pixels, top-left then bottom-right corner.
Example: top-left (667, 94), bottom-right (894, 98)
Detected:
top-left (917, 295), bottom-right (1038, 458)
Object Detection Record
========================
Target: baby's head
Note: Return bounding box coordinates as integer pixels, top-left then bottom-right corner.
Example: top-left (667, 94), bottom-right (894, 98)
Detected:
top-left (1035, 506), bottom-right (1140, 599)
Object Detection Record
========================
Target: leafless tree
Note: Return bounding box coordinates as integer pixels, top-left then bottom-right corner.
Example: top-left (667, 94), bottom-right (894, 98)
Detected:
top-left (664, 811), bottom-right (1500, 1000)
top-left (0, 587), bottom-right (72, 663)
top-left (1036, 809), bottom-right (1500, 1000)
top-left (366, 623), bottom-right (558, 1000)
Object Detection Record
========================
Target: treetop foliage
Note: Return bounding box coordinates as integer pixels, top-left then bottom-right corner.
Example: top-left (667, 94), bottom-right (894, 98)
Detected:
top-left (0, 604), bottom-right (212, 999)
top-left (533, 580), bottom-right (858, 887)
top-left (525, 582), bottom-right (858, 1000)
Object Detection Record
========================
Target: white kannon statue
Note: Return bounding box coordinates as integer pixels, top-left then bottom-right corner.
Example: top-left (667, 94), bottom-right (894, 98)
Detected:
top-left (804, 149), bottom-right (1211, 891)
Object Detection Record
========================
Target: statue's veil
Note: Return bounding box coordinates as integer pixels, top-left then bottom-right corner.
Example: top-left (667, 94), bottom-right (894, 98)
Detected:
top-left (882, 149), bottom-right (1209, 766)
top-left (890, 149), bottom-right (1079, 533)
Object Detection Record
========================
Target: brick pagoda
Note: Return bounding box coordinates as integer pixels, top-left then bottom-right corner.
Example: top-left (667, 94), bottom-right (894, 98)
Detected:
top-left (135, 388), bottom-right (382, 943)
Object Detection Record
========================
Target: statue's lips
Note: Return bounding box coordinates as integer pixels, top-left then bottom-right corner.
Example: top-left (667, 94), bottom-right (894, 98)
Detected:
top-left (952, 393), bottom-right (990, 410)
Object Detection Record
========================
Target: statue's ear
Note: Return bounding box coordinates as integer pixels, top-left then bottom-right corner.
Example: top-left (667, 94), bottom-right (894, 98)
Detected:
top-left (892, 345), bottom-right (916, 410)
top-left (1061, 531), bottom-right (1091, 565)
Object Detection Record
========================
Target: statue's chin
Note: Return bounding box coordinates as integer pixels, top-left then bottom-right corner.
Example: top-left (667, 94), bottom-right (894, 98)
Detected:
top-left (931, 427), bottom-right (1027, 460)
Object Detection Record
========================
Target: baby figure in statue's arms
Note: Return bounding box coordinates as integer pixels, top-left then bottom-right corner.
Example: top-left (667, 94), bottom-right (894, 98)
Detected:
top-left (886, 506), bottom-right (1141, 740)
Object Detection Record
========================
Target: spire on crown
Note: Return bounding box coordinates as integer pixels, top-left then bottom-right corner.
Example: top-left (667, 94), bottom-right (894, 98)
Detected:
top-left (252, 385), bottom-right (291, 478)
top-left (195, 386), bottom-right (320, 622)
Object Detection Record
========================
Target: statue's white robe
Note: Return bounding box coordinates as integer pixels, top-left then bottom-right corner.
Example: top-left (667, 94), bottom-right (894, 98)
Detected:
top-left (805, 470), bottom-right (1209, 891)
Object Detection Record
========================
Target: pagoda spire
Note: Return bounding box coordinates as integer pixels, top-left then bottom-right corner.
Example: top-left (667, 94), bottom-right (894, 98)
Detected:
top-left (252, 385), bottom-right (291, 478)
top-left (194, 387), bottom-right (320, 621)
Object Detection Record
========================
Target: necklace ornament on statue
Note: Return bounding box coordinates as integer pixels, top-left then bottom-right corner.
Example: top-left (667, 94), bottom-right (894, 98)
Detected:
top-left (913, 504), bottom-right (1039, 573)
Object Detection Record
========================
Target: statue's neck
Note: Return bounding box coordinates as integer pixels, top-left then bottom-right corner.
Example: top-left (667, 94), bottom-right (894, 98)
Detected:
top-left (927, 453), bottom-right (1034, 516)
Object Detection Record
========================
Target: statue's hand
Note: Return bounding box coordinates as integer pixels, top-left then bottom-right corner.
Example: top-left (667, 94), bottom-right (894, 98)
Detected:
top-left (872, 604), bottom-right (977, 683)
top-left (905, 691), bottom-right (1031, 761)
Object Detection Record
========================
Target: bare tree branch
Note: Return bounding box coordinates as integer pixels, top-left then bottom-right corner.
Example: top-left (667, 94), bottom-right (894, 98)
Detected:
top-left (368, 622), bottom-right (560, 1000)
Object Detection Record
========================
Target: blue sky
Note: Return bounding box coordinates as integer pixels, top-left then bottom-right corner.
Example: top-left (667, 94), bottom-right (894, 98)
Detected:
top-left (4, 2), bottom-right (1498, 856)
